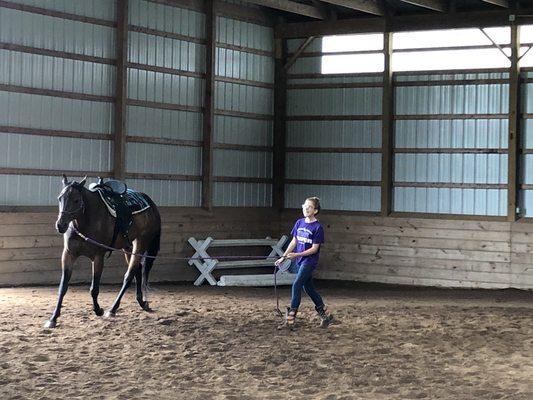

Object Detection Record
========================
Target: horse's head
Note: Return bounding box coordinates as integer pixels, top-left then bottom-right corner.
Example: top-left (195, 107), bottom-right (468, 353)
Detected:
top-left (55, 174), bottom-right (87, 234)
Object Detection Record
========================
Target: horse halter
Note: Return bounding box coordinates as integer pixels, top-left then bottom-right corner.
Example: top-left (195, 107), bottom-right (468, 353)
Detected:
top-left (58, 182), bottom-right (86, 217)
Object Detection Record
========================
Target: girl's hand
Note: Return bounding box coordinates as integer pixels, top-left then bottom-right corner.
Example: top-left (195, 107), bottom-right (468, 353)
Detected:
top-left (275, 256), bottom-right (286, 267)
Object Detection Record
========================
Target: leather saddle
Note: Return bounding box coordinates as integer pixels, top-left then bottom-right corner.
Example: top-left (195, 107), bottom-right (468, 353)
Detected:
top-left (89, 178), bottom-right (127, 195)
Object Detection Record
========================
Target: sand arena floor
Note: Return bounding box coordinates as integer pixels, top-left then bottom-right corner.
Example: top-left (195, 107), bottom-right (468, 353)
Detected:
top-left (0, 282), bottom-right (531, 400)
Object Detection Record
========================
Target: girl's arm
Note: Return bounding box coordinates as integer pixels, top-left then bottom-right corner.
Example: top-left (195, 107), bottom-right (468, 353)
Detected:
top-left (282, 237), bottom-right (297, 257)
top-left (275, 237), bottom-right (297, 266)
top-left (287, 243), bottom-right (320, 259)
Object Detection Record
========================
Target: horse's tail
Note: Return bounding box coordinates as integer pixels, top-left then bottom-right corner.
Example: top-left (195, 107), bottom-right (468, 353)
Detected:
top-left (142, 228), bottom-right (160, 291)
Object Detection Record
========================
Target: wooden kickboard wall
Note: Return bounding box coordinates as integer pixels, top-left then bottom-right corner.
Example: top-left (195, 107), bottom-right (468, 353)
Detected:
top-left (0, 208), bottom-right (279, 286)
top-left (279, 211), bottom-right (533, 290)
top-left (1, 208), bottom-right (532, 289)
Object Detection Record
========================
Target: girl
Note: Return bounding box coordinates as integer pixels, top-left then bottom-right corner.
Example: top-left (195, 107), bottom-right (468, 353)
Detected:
top-left (275, 197), bottom-right (333, 329)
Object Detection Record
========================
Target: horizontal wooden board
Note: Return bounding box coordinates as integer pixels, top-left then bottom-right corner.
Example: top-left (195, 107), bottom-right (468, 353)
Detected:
top-left (317, 270), bottom-right (524, 290)
top-left (322, 264), bottom-right (526, 285)
top-left (281, 213), bottom-right (512, 231)
top-left (320, 251), bottom-right (511, 272)
top-left (325, 234), bottom-right (510, 253)
top-left (325, 243), bottom-right (510, 262)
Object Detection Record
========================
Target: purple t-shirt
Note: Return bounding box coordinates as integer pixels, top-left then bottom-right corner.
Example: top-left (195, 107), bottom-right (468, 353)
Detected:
top-left (291, 218), bottom-right (325, 267)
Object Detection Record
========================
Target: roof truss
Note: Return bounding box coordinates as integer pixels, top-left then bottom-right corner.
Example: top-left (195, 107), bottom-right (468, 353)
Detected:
top-left (319, 0), bottom-right (384, 16)
top-left (241, 0), bottom-right (326, 19)
top-left (397, 0), bottom-right (447, 12)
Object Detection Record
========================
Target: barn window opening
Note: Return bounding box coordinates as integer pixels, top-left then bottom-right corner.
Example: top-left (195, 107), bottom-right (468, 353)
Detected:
top-left (319, 27), bottom-right (533, 73)
top-left (321, 33), bottom-right (384, 74)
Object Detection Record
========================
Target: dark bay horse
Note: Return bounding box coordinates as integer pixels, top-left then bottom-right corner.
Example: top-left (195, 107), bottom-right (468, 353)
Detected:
top-left (45, 175), bottom-right (161, 328)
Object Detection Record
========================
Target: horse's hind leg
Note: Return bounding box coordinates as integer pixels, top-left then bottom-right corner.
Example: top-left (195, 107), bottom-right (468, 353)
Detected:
top-left (90, 255), bottom-right (104, 316)
top-left (141, 230), bottom-right (160, 309)
top-left (134, 263), bottom-right (151, 311)
top-left (44, 250), bottom-right (76, 328)
top-left (105, 242), bottom-right (142, 318)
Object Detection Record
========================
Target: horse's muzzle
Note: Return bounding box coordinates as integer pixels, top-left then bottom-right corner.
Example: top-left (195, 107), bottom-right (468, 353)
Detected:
top-left (56, 221), bottom-right (68, 234)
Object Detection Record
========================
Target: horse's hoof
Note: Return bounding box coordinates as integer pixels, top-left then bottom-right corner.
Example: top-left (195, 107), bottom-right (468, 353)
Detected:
top-left (104, 310), bottom-right (115, 318)
top-left (44, 320), bottom-right (57, 329)
top-left (140, 301), bottom-right (152, 312)
top-left (94, 307), bottom-right (104, 317)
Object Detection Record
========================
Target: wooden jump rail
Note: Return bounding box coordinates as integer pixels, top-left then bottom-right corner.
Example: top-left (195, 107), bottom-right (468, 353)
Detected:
top-left (188, 236), bottom-right (296, 286)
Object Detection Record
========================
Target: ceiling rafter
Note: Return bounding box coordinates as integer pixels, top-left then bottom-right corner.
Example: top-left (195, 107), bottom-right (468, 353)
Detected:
top-left (480, 0), bottom-right (509, 7)
top-left (241, 0), bottom-right (326, 19)
top-left (397, 0), bottom-right (447, 12)
top-left (319, 0), bottom-right (384, 16)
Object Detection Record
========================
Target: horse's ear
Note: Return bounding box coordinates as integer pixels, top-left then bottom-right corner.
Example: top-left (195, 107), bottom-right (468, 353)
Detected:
top-left (62, 174), bottom-right (68, 186)
top-left (79, 176), bottom-right (87, 187)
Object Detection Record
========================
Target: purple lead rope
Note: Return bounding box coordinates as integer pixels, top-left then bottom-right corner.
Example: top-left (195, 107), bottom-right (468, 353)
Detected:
top-left (72, 225), bottom-right (287, 317)
top-left (72, 226), bottom-right (279, 262)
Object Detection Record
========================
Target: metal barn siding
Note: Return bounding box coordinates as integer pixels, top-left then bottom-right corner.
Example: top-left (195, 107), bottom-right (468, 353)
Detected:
top-left (214, 116), bottom-right (272, 146)
top-left (521, 77), bottom-right (533, 216)
top-left (286, 153), bottom-right (381, 181)
top-left (126, 142), bottom-right (201, 175)
top-left (286, 120), bottom-right (381, 148)
top-left (4, 0), bottom-right (117, 21)
top-left (287, 88), bottom-right (382, 116)
top-left (0, 7), bottom-right (116, 58)
top-left (285, 184), bottom-right (381, 212)
top-left (127, 106), bottom-right (203, 141)
top-left (129, 0), bottom-right (205, 39)
top-left (127, 178), bottom-right (202, 207)
top-left (0, 0), bottom-right (116, 205)
top-left (0, 49), bottom-right (115, 97)
top-left (215, 82), bottom-right (272, 114)
top-left (0, 175), bottom-right (64, 205)
top-left (393, 72), bottom-right (509, 216)
top-left (394, 187), bottom-right (507, 216)
top-left (217, 16), bottom-right (273, 52)
top-left (0, 92), bottom-right (113, 134)
top-left (213, 182), bottom-right (272, 207)
top-left (125, 0), bottom-right (205, 206)
top-left (129, 31), bottom-right (206, 73)
top-left (127, 69), bottom-right (204, 106)
top-left (214, 16), bottom-right (274, 207)
top-left (286, 40), bottom-right (382, 211)
top-left (0, 133), bottom-right (111, 171)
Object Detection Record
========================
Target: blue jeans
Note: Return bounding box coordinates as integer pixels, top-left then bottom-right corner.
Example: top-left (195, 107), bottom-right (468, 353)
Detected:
top-left (290, 263), bottom-right (324, 310)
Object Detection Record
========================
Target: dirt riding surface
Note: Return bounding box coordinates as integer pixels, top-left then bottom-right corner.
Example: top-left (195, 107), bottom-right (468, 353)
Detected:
top-left (0, 283), bottom-right (531, 400)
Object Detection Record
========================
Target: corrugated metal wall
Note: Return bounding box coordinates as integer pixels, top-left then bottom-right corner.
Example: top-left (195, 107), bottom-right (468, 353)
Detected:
top-left (285, 38), bottom-right (382, 212)
top-left (0, 0), bottom-right (274, 207)
top-left (394, 72), bottom-right (509, 216)
top-left (521, 70), bottom-right (533, 217)
top-left (213, 16), bottom-right (274, 207)
top-left (0, 0), bottom-right (116, 205)
top-left (126, 0), bottom-right (204, 206)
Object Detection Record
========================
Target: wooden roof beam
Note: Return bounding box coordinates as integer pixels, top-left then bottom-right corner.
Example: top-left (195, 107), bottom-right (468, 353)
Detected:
top-left (241, 0), bottom-right (326, 19)
top-left (275, 7), bottom-right (533, 38)
top-left (319, 0), bottom-right (384, 16)
top-left (398, 0), bottom-right (447, 12)
top-left (481, 0), bottom-right (509, 7)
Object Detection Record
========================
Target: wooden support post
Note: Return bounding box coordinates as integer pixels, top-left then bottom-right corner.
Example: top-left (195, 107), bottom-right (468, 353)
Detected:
top-left (202, 0), bottom-right (216, 210)
top-left (273, 37), bottom-right (287, 211)
top-left (113, 0), bottom-right (128, 181)
top-left (508, 23), bottom-right (520, 221)
top-left (381, 31), bottom-right (394, 216)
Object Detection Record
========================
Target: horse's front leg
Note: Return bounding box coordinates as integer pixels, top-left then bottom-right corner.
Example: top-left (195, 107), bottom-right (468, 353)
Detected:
top-left (105, 243), bottom-right (141, 318)
top-left (44, 249), bottom-right (76, 328)
top-left (90, 255), bottom-right (104, 316)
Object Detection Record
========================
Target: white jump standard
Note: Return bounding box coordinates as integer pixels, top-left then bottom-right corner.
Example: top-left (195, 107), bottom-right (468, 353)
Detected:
top-left (187, 236), bottom-right (294, 286)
